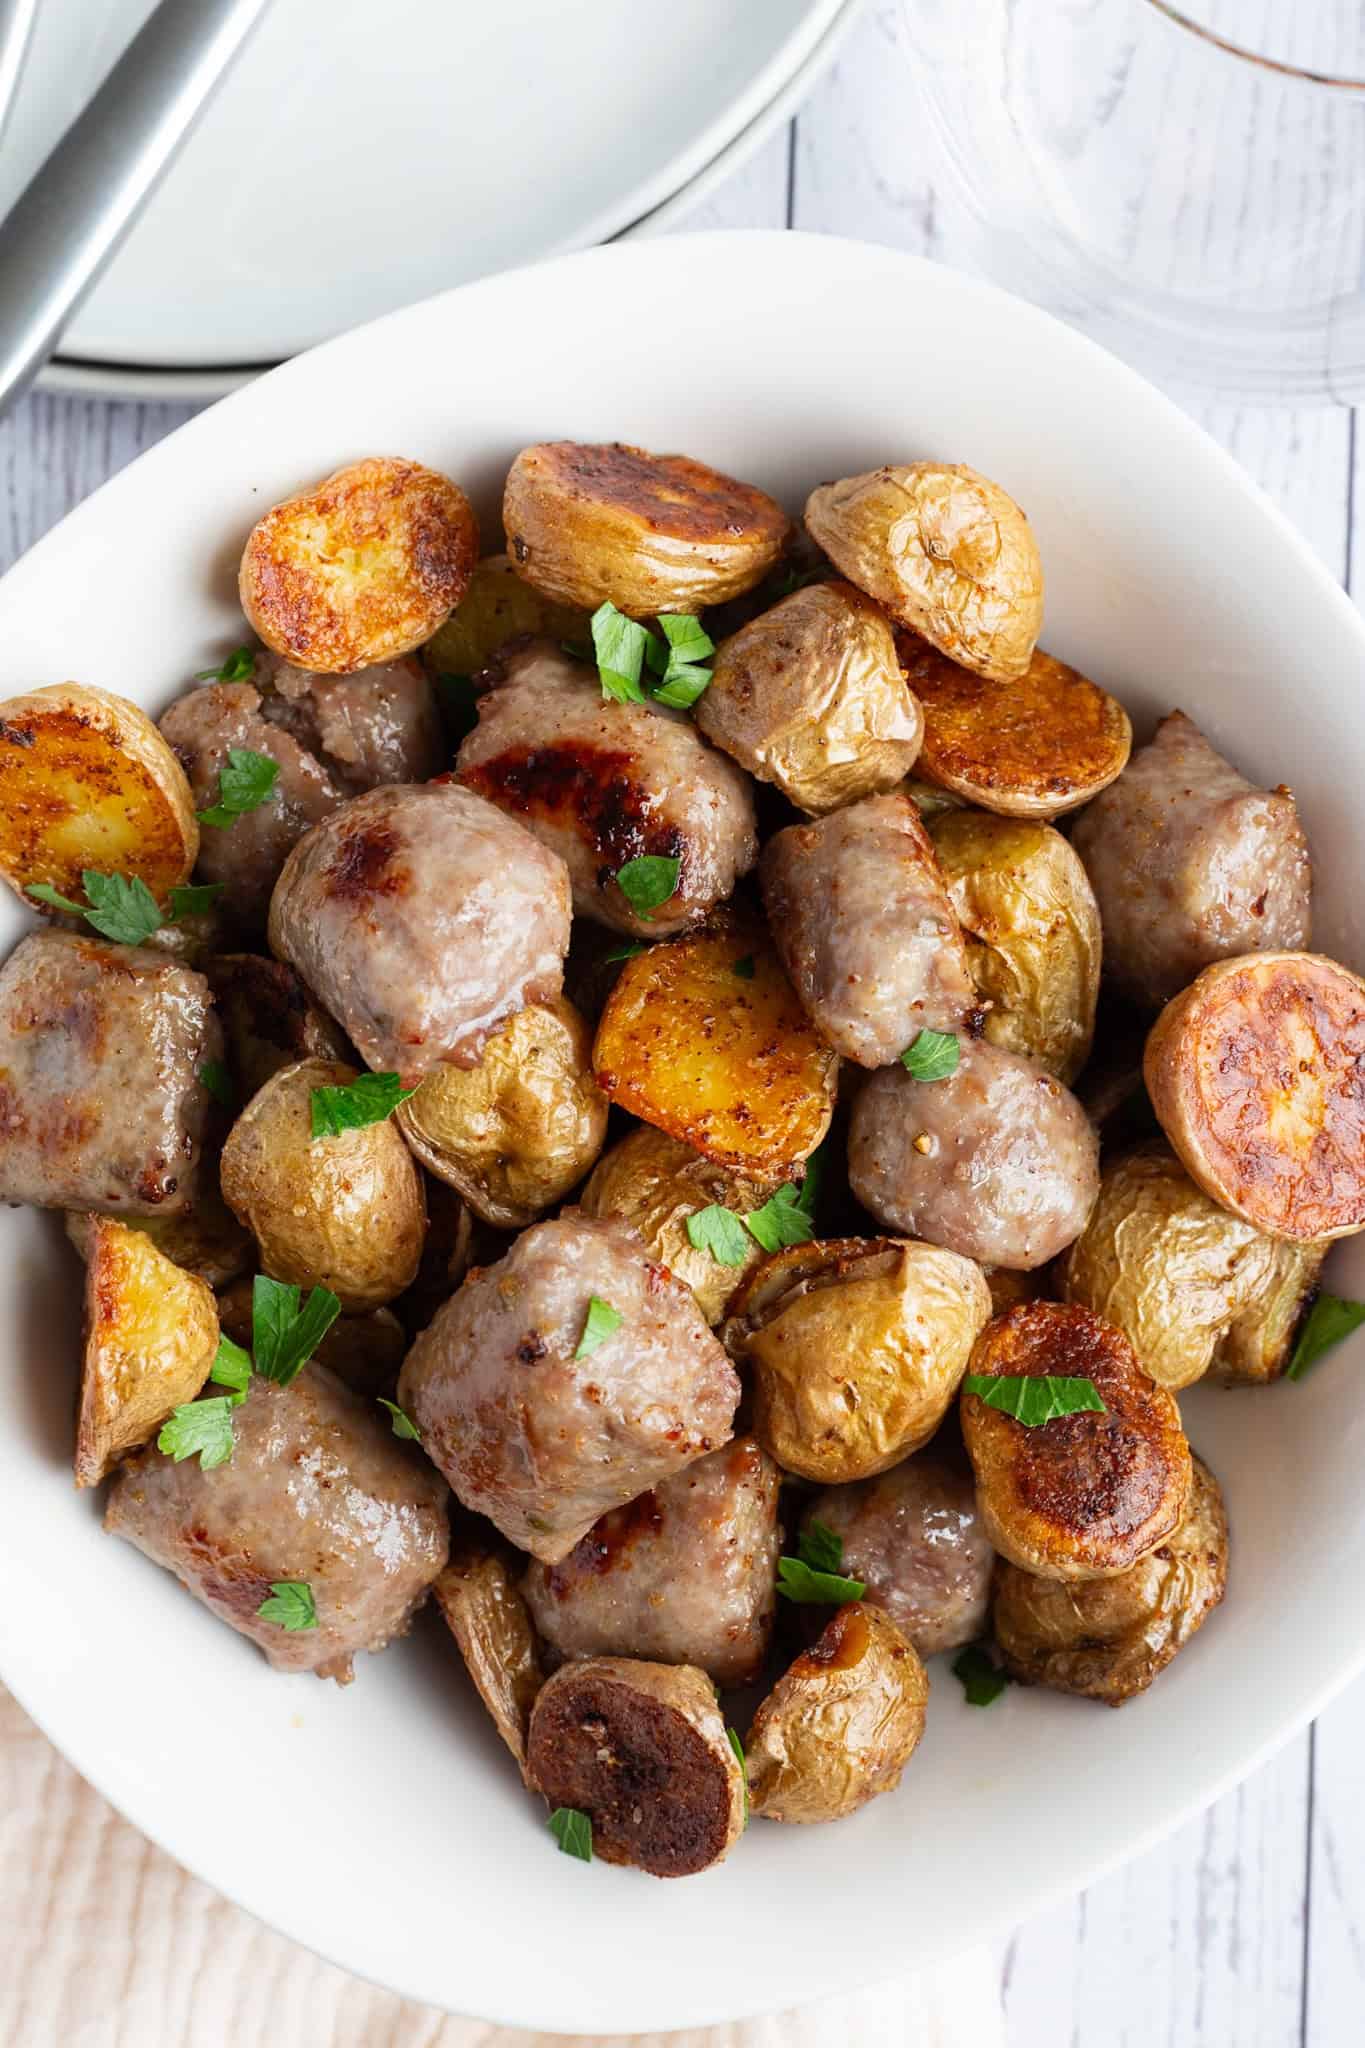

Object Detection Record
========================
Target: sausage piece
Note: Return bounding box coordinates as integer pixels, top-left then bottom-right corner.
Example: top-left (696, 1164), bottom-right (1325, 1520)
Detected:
top-left (254, 650), bottom-right (444, 791)
top-left (522, 1437), bottom-right (780, 1687)
top-left (803, 1455), bottom-right (994, 1657)
top-left (397, 1211), bottom-right (740, 1562)
top-left (105, 1363), bottom-right (449, 1681)
top-left (760, 792), bottom-right (977, 1065)
top-left (848, 1037), bottom-right (1099, 1269)
top-left (0, 932), bottom-right (221, 1215)
top-left (1071, 711), bottom-right (1312, 1008)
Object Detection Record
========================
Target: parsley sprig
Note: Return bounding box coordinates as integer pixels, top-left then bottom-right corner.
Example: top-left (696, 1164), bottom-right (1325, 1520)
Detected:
top-left (587, 601), bottom-right (715, 710)
top-left (197, 747), bottom-right (279, 828)
top-left (685, 1147), bottom-right (824, 1266)
top-left (548, 1806), bottom-right (593, 1862)
top-left (953, 1643), bottom-right (1009, 1707)
top-left (613, 854), bottom-right (680, 919)
top-left (776, 1520), bottom-right (865, 1606)
top-left (310, 1071), bottom-right (416, 1139)
top-left (963, 1373), bottom-right (1106, 1426)
top-left (27, 870), bottom-right (226, 946)
top-left (155, 1279), bottom-right (340, 1471)
top-left (1286, 1294), bottom-right (1365, 1382)
top-left (575, 1296), bottom-right (623, 1359)
top-left (256, 1581), bottom-right (318, 1631)
top-left (900, 1028), bottom-right (960, 1082)
top-left (194, 645), bottom-right (256, 684)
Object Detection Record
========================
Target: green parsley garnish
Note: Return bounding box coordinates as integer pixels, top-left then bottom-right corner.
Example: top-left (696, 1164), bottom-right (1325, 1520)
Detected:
top-left (900, 1028), bottom-right (960, 1082)
top-left (614, 854), bottom-right (680, 919)
top-left (250, 1275), bottom-right (342, 1388)
top-left (548, 1806), bottom-right (593, 1862)
top-left (310, 1071), bottom-right (416, 1139)
top-left (209, 1333), bottom-right (252, 1402)
top-left (1286, 1294), bottom-right (1365, 1382)
top-left (575, 1296), bottom-right (623, 1359)
top-left (590, 601), bottom-right (653, 702)
top-left (648, 613), bottom-right (715, 707)
top-left (799, 1519), bottom-right (845, 1574)
top-left (194, 645), bottom-right (256, 684)
top-left (953, 1643), bottom-right (1009, 1707)
top-left (726, 1726), bottom-right (749, 1823)
top-left (168, 881), bottom-right (225, 920)
top-left (197, 747), bottom-right (279, 828)
top-left (589, 601), bottom-right (715, 709)
top-left (964, 1373), bottom-right (1106, 1426)
top-left (776, 1521), bottom-right (865, 1606)
top-left (157, 1396), bottom-right (237, 1470)
top-left (686, 1205), bottom-right (752, 1268)
top-left (731, 954), bottom-right (755, 979)
top-left (603, 939), bottom-right (647, 964)
top-left (377, 1397), bottom-right (421, 1441)
top-left (199, 1059), bottom-right (234, 1109)
top-left (256, 1581), bottom-right (318, 1632)
top-left (744, 1183), bottom-right (816, 1254)
top-left (27, 869), bottom-right (165, 946)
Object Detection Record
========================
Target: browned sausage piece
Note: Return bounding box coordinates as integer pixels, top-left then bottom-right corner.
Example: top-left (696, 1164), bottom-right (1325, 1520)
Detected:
top-left (0, 931), bottom-right (221, 1215)
top-left (432, 1541), bottom-right (545, 1776)
top-left (803, 1455), bottom-right (994, 1657)
top-left (526, 1657), bottom-right (746, 1876)
top-left (522, 1437), bottom-right (780, 1687)
top-left (205, 952), bottom-right (352, 1102)
top-left (254, 650), bottom-right (444, 791)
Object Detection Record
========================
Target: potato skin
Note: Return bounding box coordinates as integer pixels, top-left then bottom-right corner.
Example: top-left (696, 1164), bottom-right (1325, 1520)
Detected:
top-left (930, 809), bottom-right (1101, 1082)
top-left (432, 1541), bottom-right (545, 1778)
top-left (721, 1237), bottom-right (992, 1483)
top-left (503, 440), bottom-right (790, 615)
top-left (66, 1183), bottom-right (252, 1291)
top-left (1216, 1235), bottom-right (1326, 1383)
top-left (696, 580), bottom-right (922, 813)
top-left (422, 552), bottom-right (589, 676)
top-left (219, 1057), bottom-right (425, 1309)
top-left (994, 1454), bottom-right (1228, 1704)
top-left (396, 997), bottom-right (607, 1228)
top-left (804, 463), bottom-right (1043, 681)
top-left (579, 1125), bottom-right (770, 1322)
top-left (240, 456), bottom-right (478, 672)
top-left (1144, 951), bottom-right (1365, 1242)
top-left (962, 1302), bottom-right (1192, 1581)
top-left (745, 1602), bottom-right (928, 1825)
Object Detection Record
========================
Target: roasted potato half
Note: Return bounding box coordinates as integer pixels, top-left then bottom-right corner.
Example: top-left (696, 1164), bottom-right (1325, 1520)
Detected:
top-left (220, 1057), bottom-right (426, 1309)
top-left (929, 810), bottom-right (1102, 1081)
top-left (422, 552), bottom-right (589, 677)
top-left (216, 1276), bottom-right (406, 1400)
top-left (745, 1602), bottom-right (928, 1825)
top-left (396, 996), bottom-right (607, 1228)
top-left (75, 1218), bottom-right (220, 1487)
top-left (593, 911), bottom-right (838, 1180)
top-left (804, 462), bottom-right (1043, 681)
top-left (0, 682), bottom-right (198, 909)
top-left (1144, 951), bottom-right (1365, 1242)
top-left (432, 1540), bottom-right (545, 1778)
top-left (503, 440), bottom-right (791, 616)
top-left (579, 1125), bottom-right (770, 1322)
top-left (1217, 1236), bottom-right (1326, 1383)
top-left (205, 952), bottom-right (352, 1104)
top-left (66, 1180), bottom-right (252, 1291)
top-left (721, 1236), bottom-right (992, 1483)
top-left (239, 456), bottom-right (478, 672)
top-left (901, 641), bottom-right (1131, 817)
top-left (994, 1453), bottom-right (1228, 1704)
top-left (962, 1301), bottom-right (1192, 1581)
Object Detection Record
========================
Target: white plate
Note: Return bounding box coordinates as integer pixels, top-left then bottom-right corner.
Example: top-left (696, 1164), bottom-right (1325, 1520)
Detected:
top-left (11, 0), bottom-right (845, 375)
top-left (1, 233), bottom-right (1363, 2035)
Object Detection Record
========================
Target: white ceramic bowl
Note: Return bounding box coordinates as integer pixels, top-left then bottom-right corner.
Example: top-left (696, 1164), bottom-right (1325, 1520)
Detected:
top-left (1, 233), bottom-right (1362, 2035)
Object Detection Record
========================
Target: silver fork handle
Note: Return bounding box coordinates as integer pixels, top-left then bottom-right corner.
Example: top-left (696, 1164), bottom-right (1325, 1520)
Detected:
top-left (0, 0), bottom-right (274, 418)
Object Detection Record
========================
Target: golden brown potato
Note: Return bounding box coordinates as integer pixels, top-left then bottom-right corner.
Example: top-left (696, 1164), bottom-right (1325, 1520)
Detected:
top-left (240, 456), bottom-right (478, 672)
top-left (205, 953), bottom-right (352, 1104)
top-left (0, 682), bottom-right (198, 909)
top-left (804, 462), bottom-right (1043, 681)
top-left (929, 810), bottom-right (1101, 1082)
top-left (745, 1603), bottom-right (928, 1824)
top-left (901, 641), bottom-right (1131, 817)
top-left (721, 1237), bottom-right (991, 1483)
top-left (66, 1181), bottom-right (252, 1290)
top-left (1063, 1142), bottom-right (1324, 1390)
top-left (962, 1301), bottom-right (1192, 1581)
top-left (503, 440), bottom-right (790, 616)
top-left (395, 997), bottom-right (607, 1228)
top-left (1145, 952), bottom-right (1365, 1243)
top-left (422, 552), bottom-right (589, 677)
top-left (579, 1125), bottom-right (770, 1323)
top-left (432, 1540), bottom-right (545, 1778)
top-left (593, 910), bottom-right (838, 1180)
top-left (216, 1276), bottom-right (406, 1400)
top-left (695, 580), bottom-right (922, 814)
top-left (1217, 1236), bottom-right (1326, 1383)
top-left (75, 1218), bottom-right (220, 1487)
top-left (220, 1057), bottom-right (425, 1309)
top-left (994, 1453), bottom-right (1228, 1704)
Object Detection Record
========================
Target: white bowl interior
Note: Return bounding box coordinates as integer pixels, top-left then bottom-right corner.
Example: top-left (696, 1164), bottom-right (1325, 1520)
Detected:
top-left (0, 233), bottom-right (1362, 2034)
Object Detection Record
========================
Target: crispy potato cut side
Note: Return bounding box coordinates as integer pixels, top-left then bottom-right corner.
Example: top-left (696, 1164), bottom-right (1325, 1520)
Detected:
top-left (901, 639), bottom-right (1132, 817)
top-left (503, 440), bottom-right (791, 616)
top-left (0, 683), bottom-right (198, 908)
top-left (75, 1218), bottom-right (220, 1487)
top-left (1144, 951), bottom-right (1365, 1243)
top-left (240, 456), bottom-right (478, 673)
top-left (432, 1542), bottom-right (545, 1778)
top-left (592, 911), bottom-right (838, 1179)
top-left (422, 553), bottom-right (589, 677)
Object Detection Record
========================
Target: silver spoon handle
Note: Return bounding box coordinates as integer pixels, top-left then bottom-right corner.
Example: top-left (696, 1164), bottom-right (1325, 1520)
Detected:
top-left (0, 0), bottom-right (274, 416)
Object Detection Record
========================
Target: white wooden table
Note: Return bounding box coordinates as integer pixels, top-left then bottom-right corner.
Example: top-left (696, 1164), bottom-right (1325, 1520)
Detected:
top-left (2, 7), bottom-right (1361, 2043)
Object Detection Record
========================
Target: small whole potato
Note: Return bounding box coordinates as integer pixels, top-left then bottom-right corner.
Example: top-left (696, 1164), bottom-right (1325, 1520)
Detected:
top-left (579, 1125), bottom-right (770, 1322)
top-left (422, 552), bottom-right (589, 678)
top-left (396, 997), bottom-right (607, 1228)
top-left (220, 1056), bottom-right (425, 1309)
top-left (722, 1236), bottom-right (991, 1483)
top-left (745, 1602), bottom-right (928, 1824)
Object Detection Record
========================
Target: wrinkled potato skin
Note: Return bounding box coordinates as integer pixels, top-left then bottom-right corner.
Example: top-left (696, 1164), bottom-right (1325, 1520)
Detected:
top-left (696, 581), bottom-right (922, 814)
top-left (579, 1126), bottom-right (770, 1323)
top-left (220, 1057), bottom-right (425, 1310)
top-left (745, 1602), bottom-right (928, 1824)
top-left (1217, 1237), bottom-right (1326, 1383)
top-left (994, 1455), bottom-right (1228, 1704)
top-left (503, 441), bottom-right (791, 616)
top-left (216, 1276), bottom-right (406, 1400)
top-left (722, 1237), bottom-right (992, 1483)
top-left (206, 953), bottom-right (352, 1103)
top-left (66, 1179), bottom-right (252, 1290)
top-left (432, 1542), bottom-right (545, 1777)
top-left (804, 463), bottom-right (1043, 681)
top-left (396, 997), bottom-right (607, 1228)
top-left (422, 553), bottom-right (589, 676)
top-left (930, 810), bottom-right (1101, 1082)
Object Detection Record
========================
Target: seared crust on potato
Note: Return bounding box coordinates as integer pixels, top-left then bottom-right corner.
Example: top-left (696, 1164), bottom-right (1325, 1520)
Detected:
top-left (804, 462), bottom-right (1043, 681)
top-left (1144, 951), bottom-right (1365, 1242)
top-left (0, 682), bottom-right (198, 908)
top-left (422, 553), bottom-right (589, 677)
top-left (503, 441), bottom-right (791, 616)
top-left (962, 1302), bottom-right (1192, 1581)
top-left (901, 641), bottom-right (1131, 817)
top-left (579, 1125), bottom-right (770, 1322)
top-left (432, 1541), bottom-right (545, 1778)
top-left (75, 1218), bottom-right (219, 1487)
top-left (240, 457), bottom-right (478, 673)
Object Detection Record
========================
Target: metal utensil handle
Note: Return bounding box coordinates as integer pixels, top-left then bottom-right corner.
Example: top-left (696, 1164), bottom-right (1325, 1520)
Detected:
top-left (0, 0), bottom-right (40, 150)
top-left (0, 0), bottom-right (274, 417)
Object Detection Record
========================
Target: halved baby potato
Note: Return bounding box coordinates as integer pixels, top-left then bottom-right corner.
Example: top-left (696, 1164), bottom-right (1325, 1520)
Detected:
top-left (592, 910), bottom-right (838, 1180)
top-left (75, 1218), bottom-right (220, 1487)
top-left (502, 440), bottom-right (791, 616)
top-left (1144, 951), bottom-right (1365, 1243)
top-left (0, 683), bottom-right (198, 909)
top-left (66, 1180), bottom-right (252, 1291)
top-left (422, 552), bottom-right (589, 677)
top-left (240, 456), bottom-right (479, 673)
top-left (901, 641), bottom-right (1131, 817)
top-left (432, 1539), bottom-right (546, 1779)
